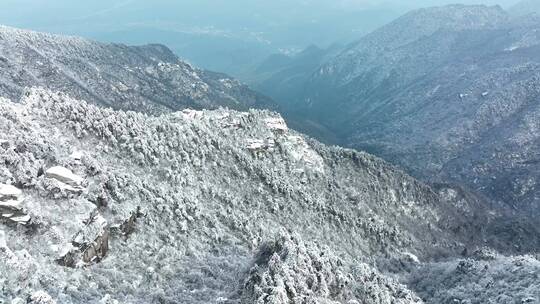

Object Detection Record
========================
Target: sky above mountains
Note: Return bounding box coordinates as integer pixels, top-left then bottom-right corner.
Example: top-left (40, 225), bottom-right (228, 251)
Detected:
top-left (0, 1), bottom-right (521, 35)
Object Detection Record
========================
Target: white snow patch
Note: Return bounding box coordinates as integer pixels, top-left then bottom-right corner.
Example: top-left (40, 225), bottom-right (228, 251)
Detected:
top-left (70, 150), bottom-right (84, 161)
top-left (265, 117), bottom-right (288, 133)
top-left (181, 109), bottom-right (204, 120)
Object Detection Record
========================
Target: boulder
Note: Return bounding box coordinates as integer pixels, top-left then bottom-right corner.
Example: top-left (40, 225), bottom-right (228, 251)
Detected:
top-left (59, 212), bottom-right (109, 267)
top-left (9, 214), bottom-right (31, 225)
top-left (0, 184), bottom-right (22, 201)
top-left (0, 184), bottom-right (30, 226)
top-left (45, 166), bottom-right (84, 187)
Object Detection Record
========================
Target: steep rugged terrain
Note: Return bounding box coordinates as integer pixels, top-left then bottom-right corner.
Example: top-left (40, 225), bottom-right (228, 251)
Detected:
top-left (0, 25), bottom-right (274, 113)
top-left (285, 5), bottom-right (540, 215)
top-left (1, 88), bottom-right (537, 303)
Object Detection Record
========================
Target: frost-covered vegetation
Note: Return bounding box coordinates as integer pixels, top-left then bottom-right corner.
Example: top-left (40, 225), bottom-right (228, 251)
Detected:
top-left (409, 251), bottom-right (540, 303)
top-left (235, 233), bottom-right (422, 304)
top-left (0, 88), bottom-right (538, 303)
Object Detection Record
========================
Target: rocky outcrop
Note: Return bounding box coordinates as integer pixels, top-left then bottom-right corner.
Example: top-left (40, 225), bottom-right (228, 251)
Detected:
top-left (58, 212), bottom-right (109, 267)
top-left (110, 207), bottom-right (143, 237)
top-left (0, 183), bottom-right (30, 226)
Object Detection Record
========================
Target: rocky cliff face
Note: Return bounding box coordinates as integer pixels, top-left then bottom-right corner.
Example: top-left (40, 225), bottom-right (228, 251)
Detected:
top-left (0, 25), bottom-right (274, 114)
top-left (284, 5), bottom-right (540, 216)
top-left (1, 88), bottom-right (535, 303)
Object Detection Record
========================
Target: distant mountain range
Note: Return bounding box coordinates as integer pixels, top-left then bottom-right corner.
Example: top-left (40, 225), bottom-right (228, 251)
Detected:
top-left (0, 25), bottom-right (274, 113)
top-left (260, 4), bottom-right (540, 217)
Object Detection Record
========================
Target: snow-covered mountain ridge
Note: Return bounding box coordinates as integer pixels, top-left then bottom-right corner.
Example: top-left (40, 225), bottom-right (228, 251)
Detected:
top-left (1, 88), bottom-right (537, 303)
top-left (0, 25), bottom-right (274, 114)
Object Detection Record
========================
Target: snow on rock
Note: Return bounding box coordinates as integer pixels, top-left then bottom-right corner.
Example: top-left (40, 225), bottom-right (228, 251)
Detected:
top-left (59, 212), bottom-right (109, 267)
top-left (0, 183), bottom-right (22, 200)
top-left (402, 252), bottom-right (421, 265)
top-left (264, 117), bottom-right (288, 133)
top-left (45, 166), bottom-right (84, 187)
top-left (282, 135), bottom-right (325, 172)
top-left (247, 138), bottom-right (276, 152)
top-left (182, 109), bottom-right (204, 120)
top-left (0, 183), bottom-right (31, 226)
top-left (9, 214), bottom-right (31, 225)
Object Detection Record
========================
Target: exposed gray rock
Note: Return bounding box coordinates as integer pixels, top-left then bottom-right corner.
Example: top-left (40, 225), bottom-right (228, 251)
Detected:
top-left (58, 212), bottom-right (109, 268)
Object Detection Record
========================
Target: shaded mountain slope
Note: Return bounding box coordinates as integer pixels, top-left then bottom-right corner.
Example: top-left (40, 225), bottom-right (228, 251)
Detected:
top-left (284, 5), bottom-right (540, 216)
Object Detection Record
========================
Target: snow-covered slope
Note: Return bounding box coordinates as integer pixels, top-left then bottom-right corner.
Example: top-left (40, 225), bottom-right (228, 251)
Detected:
top-left (409, 250), bottom-right (540, 303)
top-left (1, 88), bottom-right (536, 303)
top-left (0, 25), bottom-right (274, 113)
